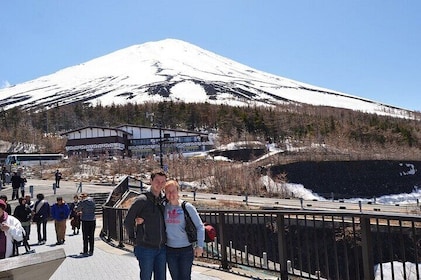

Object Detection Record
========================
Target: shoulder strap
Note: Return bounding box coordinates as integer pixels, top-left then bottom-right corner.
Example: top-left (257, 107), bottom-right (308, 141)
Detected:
top-left (181, 201), bottom-right (192, 220)
top-left (35, 200), bottom-right (45, 213)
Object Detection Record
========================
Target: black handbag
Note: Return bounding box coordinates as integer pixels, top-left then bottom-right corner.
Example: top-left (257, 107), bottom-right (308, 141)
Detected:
top-left (181, 201), bottom-right (197, 243)
top-left (32, 213), bottom-right (40, 223)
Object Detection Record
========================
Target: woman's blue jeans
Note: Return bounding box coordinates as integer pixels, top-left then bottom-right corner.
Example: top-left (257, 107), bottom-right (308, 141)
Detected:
top-left (134, 245), bottom-right (166, 280)
top-left (166, 245), bottom-right (194, 280)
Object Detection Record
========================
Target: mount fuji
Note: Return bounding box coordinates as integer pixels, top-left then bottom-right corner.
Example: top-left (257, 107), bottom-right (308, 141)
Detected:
top-left (0, 39), bottom-right (415, 118)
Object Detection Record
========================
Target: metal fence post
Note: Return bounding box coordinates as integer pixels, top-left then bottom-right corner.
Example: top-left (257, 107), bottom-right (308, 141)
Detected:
top-left (277, 213), bottom-right (289, 280)
top-left (360, 216), bottom-right (374, 280)
top-left (218, 212), bottom-right (229, 269)
top-left (118, 209), bottom-right (124, 248)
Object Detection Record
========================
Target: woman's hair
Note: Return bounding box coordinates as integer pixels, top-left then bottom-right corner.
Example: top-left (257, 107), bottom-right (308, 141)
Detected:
top-left (164, 180), bottom-right (180, 191)
top-left (36, 193), bottom-right (44, 200)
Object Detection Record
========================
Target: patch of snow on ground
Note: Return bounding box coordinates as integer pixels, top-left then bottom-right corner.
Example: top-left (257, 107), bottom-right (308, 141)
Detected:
top-left (259, 175), bottom-right (324, 200)
top-left (375, 261), bottom-right (421, 280)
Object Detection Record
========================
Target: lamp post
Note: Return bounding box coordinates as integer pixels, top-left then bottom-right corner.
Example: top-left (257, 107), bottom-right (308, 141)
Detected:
top-left (147, 112), bottom-right (164, 169)
top-left (159, 123), bottom-right (163, 169)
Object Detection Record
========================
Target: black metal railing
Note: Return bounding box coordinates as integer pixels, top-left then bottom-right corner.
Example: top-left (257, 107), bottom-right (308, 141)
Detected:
top-left (101, 205), bottom-right (421, 280)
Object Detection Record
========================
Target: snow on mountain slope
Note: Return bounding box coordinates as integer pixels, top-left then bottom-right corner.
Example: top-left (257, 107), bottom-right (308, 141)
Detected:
top-left (0, 39), bottom-right (415, 118)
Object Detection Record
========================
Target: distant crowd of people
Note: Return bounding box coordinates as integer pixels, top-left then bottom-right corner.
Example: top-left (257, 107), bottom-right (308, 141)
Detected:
top-left (1, 167), bottom-right (216, 280)
top-left (0, 188), bottom-right (95, 259)
top-left (0, 167), bottom-right (27, 199)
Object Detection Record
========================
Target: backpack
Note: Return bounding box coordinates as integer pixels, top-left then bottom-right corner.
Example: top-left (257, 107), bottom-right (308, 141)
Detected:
top-left (181, 201), bottom-right (197, 243)
top-left (181, 201), bottom-right (216, 243)
top-left (204, 222), bottom-right (216, 242)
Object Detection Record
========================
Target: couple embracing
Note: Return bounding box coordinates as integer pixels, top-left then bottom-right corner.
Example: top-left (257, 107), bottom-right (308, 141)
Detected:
top-left (124, 170), bottom-right (205, 280)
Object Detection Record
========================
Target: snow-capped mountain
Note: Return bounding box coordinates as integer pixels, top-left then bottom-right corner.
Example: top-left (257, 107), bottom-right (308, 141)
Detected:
top-left (0, 39), bottom-right (415, 118)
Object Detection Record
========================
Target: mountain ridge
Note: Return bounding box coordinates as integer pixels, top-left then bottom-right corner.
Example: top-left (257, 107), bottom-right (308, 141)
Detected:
top-left (0, 39), bottom-right (416, 119)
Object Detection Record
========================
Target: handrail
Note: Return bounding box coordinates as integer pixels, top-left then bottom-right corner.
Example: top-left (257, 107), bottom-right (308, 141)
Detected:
top-left (101, 205), bottom-right (421, 279)
top-left (101, 177), bottom-right (421, 279)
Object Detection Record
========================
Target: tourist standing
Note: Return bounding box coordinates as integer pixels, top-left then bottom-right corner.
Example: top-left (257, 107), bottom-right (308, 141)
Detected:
top-left (11, 172), bottom-right (21, 200)
top-left (136, 179), bottom-right (205, 280)
top-left (24, 195), bottom-right (34, 239)
top-left (54, 170), bottom-right (62, 188)
top-left (0, 195), bottom-right (12, 215)
top-left (24, 194), bottom-right (34, 210)
top-left (20, 176), bottom-right (27, 198)
top-left (163, 180), bottom-right (205, 280)
top-left (13, 197), bottom-right (32, 253)
top-left (51, 197), bottom-right (71, 245)
top-left (69, 194), bottom-right (81, 235)
top-left (124, 169), bottom-right (167, 280)
top-left (1, 166), bottom-right (6, 186)
top-left (33, 193), bottom-right (50, 245)
top-left (76, 193), bottom-right (96, 256)
top-left (0, 199), bottom-right (24, 259)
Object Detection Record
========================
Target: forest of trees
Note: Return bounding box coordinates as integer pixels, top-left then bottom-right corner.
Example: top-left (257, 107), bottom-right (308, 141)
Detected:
top-left (1, 101), bottom-right (421, 160)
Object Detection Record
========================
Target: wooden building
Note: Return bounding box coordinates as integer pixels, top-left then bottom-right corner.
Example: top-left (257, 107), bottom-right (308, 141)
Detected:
top-left (62, 125), bottom-right (213, 159)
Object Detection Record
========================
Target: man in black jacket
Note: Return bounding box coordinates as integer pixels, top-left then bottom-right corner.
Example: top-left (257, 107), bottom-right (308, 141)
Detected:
top-left (54, 170), bottom-right (62, 188)
top-left (11, 172), bottom-right (21, 200)
top-left (124, 170), bottom-right (167, 280)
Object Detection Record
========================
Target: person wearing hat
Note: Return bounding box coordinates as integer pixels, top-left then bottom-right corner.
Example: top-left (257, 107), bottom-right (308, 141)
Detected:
top-left (0, 195), bottom-right (12, 215)
top-left (0, 199), bottom-right (24, 259)
top-left (76, 193), bottom-right (96, 256)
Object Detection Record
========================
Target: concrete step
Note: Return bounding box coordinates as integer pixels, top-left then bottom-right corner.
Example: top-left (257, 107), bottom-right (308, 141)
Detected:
top-left (90, 192), bottom-right (109, 215)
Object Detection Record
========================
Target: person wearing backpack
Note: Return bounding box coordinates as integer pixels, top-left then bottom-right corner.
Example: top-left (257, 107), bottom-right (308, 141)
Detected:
top-left (163, 179), bottom-right (205, 280)
top-left (33, 193), bottom-right (50, 245)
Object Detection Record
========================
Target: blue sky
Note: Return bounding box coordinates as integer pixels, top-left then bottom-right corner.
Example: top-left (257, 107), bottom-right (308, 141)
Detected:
top-left (1, 1), bottom-right (420, 111)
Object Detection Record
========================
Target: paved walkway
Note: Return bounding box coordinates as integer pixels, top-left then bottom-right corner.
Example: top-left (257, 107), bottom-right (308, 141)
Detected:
top-left (17, 217), bottom-right (247, 279)
top-left (1, 178), bottom-right (257, 279)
